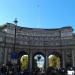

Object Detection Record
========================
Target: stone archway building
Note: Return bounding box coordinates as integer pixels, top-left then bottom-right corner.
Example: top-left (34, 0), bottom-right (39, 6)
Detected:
top-left (0, 23), bottom-right (75, 71)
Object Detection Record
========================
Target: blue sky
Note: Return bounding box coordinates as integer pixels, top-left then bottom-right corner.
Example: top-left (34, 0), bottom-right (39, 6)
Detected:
top-left (0, 0), bottom-right (75, 31)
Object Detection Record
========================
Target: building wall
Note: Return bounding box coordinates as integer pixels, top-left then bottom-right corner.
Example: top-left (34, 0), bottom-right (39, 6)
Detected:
top-left (0, 23), bottom-right (75, 69)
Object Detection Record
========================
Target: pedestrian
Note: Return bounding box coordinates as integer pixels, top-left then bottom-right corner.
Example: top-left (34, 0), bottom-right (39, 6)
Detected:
top-left (0, 64), bottom-right (7, 75)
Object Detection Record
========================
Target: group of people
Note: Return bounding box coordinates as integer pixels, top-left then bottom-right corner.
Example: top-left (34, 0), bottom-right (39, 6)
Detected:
top-left (0, 63), bottom-right (29, 75)
top-left (0, 63), bottom-right (69, 75)
top-left (46, 67), bottom-right (67, 75)
top-left (32, 67), bottom-right (67, 75)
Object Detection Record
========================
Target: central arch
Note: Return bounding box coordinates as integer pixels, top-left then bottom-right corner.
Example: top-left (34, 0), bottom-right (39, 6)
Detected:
top-left (32, 52), bottom-right (45, 72)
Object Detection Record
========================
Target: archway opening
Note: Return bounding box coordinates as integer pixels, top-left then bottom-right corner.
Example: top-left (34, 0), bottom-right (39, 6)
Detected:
top-left (32, 53), bottom-right (45, 72)
top-left (20, 54), bottom-right (28, 71)
top-left (18, 51), bottom-right (29, 71)
top-left (48, 54), bottom-right (61, 69)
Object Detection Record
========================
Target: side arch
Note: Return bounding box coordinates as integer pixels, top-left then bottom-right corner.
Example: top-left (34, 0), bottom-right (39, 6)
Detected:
top-left (48, 51), bottom-right (62, 69)
top-left (18, 51), bottom-right (29, 71)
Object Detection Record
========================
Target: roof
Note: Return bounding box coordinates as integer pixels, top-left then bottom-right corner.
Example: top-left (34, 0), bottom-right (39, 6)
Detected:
top-left (0, 22), bottom-right (73, 32)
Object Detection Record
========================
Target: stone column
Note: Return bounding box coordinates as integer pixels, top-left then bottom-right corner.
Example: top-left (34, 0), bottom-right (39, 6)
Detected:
top-left (29, 49), bottom-right (32, 73)
top-left (62, 50), bottom-right (65, 68)
top-left (45, 50), bottom-right (48, 70)
top-left (72, 50), bottom-right (75, 67)
top-left (4, 48), bottom-right (7, 65)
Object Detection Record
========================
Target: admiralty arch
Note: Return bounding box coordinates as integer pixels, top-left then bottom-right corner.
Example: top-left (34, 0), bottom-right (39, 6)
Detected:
top-left (0, 23), bottom-right (75, 72)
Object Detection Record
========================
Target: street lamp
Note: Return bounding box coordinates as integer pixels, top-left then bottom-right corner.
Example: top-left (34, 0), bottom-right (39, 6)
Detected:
top-left (11, 18), bottom-right (18, 64)
top-left (13, 18), bottom-right (18, 52)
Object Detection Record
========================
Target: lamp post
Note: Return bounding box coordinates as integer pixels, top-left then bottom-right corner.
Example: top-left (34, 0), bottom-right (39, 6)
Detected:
top-left (13, 18), bottom-right (18, 52)
top-left (11, 18), bottom-right (18, 64)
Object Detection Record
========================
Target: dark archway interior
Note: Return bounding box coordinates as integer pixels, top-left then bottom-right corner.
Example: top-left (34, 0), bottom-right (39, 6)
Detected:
top-left (18, 51), bottom-right (27, 58)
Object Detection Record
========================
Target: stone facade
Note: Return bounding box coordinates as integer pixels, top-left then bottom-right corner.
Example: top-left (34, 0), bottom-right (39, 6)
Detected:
top-left (0, 23), bottom-right (75, 70)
